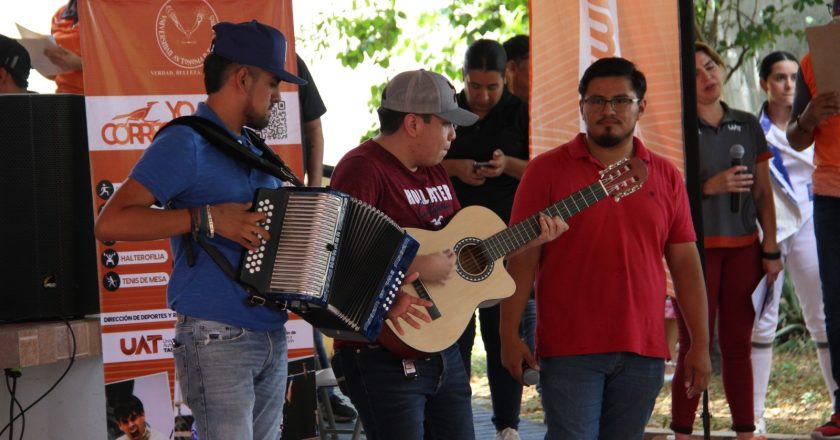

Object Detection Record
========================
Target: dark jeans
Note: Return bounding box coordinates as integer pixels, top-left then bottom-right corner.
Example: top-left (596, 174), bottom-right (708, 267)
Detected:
top-left (332, 344), bottom-right (474, 440)
top-left (457, 298), bottom-right (536, 431)
top-left (815, 195), bottom-right (840, 413)
top-left (541, 353), bottom-right (664, 440)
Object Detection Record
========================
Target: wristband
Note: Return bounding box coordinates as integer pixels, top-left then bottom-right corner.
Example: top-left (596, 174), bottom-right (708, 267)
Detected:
top-left (761, 250), bottom-right (781, 260)
top-left (189, 207), bottom-right (201, 240)
top-left (205, 204), bottom-right (215, 239)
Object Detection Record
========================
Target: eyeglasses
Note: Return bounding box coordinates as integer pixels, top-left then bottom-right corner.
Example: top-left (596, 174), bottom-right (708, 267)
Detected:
top-left (581, 96), bottom-right (640, 112)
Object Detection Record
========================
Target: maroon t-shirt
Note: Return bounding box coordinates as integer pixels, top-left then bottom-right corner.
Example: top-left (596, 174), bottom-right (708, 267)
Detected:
top-left (331, 139), bottom-right (460, 229)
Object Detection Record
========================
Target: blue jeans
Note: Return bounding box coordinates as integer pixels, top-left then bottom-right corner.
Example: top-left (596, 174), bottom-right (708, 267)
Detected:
top-left (541, 353), bottom-right (664, 440)
top-left (815, 195), bottom-right (840, 413)
top-left (332, 344), bottom-right (474, 440)
top-left (173, 315), bottom-right (287, 440)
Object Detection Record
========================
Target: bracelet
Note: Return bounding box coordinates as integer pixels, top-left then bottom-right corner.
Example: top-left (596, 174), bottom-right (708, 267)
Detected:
top-left (761, 250), bottom-right (781, 260)
top-left (795, 114), bottom-right (813, 134)
top-left (205, 204), bottom-right (215, 239)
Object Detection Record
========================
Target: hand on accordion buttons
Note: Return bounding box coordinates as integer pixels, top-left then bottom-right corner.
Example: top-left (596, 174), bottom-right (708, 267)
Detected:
top-left (210, 202), bottom-right (270, 251)
top-left (386, 272), bottom-right (434, 336)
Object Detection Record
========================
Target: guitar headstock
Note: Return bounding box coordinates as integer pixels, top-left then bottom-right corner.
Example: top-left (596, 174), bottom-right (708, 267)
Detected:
top-left (598, 157), bottom-right (648, 201)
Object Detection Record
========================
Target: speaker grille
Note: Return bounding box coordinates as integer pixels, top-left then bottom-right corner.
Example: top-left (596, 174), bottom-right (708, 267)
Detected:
top-left (0, 94), bottom-right (99, 322)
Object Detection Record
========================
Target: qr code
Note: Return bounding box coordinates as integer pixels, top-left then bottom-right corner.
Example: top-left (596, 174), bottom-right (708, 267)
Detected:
top-left (258, 99), bottom-right (287, 142)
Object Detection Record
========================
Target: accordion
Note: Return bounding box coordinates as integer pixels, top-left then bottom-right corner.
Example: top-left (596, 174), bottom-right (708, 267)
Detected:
top-left (239, 187), bottom-right (419, 342)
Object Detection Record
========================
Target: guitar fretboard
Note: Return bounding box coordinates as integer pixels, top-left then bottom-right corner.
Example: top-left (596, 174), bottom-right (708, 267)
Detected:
top-left (479, 180), bottom-right (607, 261)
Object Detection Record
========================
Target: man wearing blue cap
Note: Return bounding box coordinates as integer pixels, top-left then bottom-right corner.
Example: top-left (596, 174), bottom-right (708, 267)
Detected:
top-left (96, 20), bottom-right (306, 439)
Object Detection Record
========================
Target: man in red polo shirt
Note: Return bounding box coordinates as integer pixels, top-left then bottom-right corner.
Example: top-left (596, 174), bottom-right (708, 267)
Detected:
top-left (500, 57), bottom-right (711, 439)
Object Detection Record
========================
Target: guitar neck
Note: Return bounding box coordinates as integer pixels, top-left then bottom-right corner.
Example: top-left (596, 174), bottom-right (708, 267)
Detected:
top-left (481, 180), bottom-right (607, 260)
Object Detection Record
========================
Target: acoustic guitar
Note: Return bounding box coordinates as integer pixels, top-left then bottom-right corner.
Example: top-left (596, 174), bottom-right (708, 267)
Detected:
top-left (378, 157), bottom-right (648, 358)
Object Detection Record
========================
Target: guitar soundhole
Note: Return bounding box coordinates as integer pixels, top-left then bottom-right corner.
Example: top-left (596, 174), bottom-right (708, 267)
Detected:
top-left (454, 238), bottom-right (493, 282)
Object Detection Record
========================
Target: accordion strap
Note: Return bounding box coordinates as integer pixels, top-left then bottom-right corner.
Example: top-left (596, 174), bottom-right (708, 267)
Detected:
top-left (156, 116), bottom-right (298, 311)
top-left (158, 115), bottom-right (304, 186)
top-left (193, 236), bottom-right (288, 311)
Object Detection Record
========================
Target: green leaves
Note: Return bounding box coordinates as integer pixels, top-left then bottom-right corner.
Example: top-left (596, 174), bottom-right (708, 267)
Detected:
top-left (695, 0), bottom-right (829, 82)
top-left (304, 0), bottom-right (528, 141)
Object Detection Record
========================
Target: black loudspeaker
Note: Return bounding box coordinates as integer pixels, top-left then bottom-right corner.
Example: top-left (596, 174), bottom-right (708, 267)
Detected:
top-left (0, 94), bottom-right (99, 322)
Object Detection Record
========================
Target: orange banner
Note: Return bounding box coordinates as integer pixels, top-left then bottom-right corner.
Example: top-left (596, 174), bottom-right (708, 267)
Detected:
top-left (530, 0), bottom-right (684, 169)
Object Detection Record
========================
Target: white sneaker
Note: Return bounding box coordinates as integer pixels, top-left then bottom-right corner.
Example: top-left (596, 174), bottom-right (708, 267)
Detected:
top-left (755, 416), bottom-right (767, 434)
top-left (495, 427), bottom-right (521, 440)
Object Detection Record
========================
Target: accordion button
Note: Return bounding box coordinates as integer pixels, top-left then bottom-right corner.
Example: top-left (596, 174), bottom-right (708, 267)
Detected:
top-left (258, 253), bottom-right (264, 258)
top-left (267, 211), bottom-right (273, 217)
top-left (260, 246), bottom-right (265, 251)
top-left (255, 267), bottom-right (261, 272)
top-left (266, 218), bottom-right (272, 224)
top-left (269, 204), bottom-right (274, 210)
top-left (249, 269), bottom-right (255, 274)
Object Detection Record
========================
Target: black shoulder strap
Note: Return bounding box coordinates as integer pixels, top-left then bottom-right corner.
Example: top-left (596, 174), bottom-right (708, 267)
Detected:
top-left (159, 116), bottom-right (304, 186)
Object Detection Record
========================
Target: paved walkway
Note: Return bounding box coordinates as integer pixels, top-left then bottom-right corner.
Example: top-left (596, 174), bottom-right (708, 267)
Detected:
top-left (325, 398), bottom-right (546, 439)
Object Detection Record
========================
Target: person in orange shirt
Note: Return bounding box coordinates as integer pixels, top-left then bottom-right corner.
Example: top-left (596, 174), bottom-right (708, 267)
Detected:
top-left (44, 0), bottom-right (83, 94)
top-left (788, 2), bottom-right (840, 438)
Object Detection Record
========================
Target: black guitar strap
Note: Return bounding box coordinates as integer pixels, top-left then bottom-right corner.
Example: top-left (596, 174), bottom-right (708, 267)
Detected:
top-left (156, 116), bottom-right (302, 310)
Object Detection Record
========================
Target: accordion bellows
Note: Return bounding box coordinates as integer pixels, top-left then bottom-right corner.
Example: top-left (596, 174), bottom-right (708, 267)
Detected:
top-left (239, 187), bottom-right (419, 342)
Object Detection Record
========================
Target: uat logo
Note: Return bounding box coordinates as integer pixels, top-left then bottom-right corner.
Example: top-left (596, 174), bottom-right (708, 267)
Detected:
top-left (120, 334), bottom-right (165, 355)
top-left (156, 0), bottom-right (219, 69)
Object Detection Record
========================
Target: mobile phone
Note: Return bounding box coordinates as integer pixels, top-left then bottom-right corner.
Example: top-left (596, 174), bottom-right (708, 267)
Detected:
top-left (473, 161), bottom-right (491, 170)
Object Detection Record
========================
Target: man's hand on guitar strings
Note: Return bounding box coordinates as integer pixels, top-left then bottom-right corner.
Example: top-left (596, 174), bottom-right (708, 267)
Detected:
top-left (413, 249), bottom-right (456, 283)
top-left (387, 272), bottom-right (434, 335)
top-left (510, 214), bottom-right (568, 257)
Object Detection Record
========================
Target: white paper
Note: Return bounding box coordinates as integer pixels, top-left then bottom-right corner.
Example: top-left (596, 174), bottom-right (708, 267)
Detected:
top-left (14, 23), bottom-right (67, 77)
top-left (751, 275), bottom-right (774, 322)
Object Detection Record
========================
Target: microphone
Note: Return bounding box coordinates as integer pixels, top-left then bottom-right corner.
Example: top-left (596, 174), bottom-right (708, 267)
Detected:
top-left (729, 144), bottom-right (745, 213)
top-left (522, 366), bottom-right (540, 386)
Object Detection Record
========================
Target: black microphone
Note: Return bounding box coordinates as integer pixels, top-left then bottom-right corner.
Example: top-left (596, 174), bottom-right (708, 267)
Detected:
top-left (730, 144), bottom-right (745, 213)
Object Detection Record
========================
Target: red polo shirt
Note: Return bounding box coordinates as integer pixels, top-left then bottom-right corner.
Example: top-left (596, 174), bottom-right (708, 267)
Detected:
top-left (510, 134), bottom-right (696, 359)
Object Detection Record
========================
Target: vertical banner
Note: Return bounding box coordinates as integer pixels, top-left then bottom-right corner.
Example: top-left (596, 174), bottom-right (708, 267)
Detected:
top-left (531, 0), bottom-right (684, 169)
top-left (80, 1), bottom-right (315, 438)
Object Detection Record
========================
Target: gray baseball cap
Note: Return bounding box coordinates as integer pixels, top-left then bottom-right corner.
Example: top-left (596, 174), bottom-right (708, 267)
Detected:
top-left (380, 70), bottom-right (478, 127)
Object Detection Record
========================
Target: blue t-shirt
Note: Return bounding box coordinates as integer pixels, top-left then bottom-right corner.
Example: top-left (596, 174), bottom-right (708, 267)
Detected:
top-left (131, 103), bottom-right (288, 331)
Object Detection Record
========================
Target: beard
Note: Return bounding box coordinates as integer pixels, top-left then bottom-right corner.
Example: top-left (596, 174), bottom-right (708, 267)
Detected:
top-left (588, 125), bottom-right (633, 148)
top-left (245, 108), bottom-right (270, 130)
top-left (244, 100), bottom-right (272, 130)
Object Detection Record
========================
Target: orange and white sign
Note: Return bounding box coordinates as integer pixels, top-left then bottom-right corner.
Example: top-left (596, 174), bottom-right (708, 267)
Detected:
top-left (531, 0), bottom-right (685, 168)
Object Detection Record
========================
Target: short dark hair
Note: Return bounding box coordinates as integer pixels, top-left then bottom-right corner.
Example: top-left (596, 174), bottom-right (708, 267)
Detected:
top-left (578, 57), bottom-right (647, 99)
top-left (377, 107), bottom-right (431, 135)
top-left (758, 51), bottom-right (798, 81)
top-left (503, 35), bottom-right (529, 63)
top-left (203, 53), bottom-right (244, 94)
top-left (113, 394), bottom-right (144, 423)
top-left (464, 39), bottom-right (507, 76)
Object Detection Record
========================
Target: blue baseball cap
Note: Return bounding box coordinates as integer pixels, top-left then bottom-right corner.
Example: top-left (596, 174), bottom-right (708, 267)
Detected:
top-left (210, 20), bottom-right (306, 85)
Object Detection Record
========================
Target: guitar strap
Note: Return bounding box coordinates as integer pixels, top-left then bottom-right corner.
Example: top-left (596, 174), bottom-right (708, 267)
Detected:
top-left (155, 116), bottom-right (303, 310)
